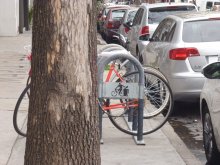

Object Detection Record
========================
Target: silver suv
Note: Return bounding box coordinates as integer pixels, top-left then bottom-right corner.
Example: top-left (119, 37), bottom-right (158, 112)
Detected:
top-left (126, 3), bottom-right (198, 60)
top-left (142, 12), bottom-right (220, 102)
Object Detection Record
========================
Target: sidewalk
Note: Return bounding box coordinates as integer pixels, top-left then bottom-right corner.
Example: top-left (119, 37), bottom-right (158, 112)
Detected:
top-left (0, 32), bottom-right (201, 165)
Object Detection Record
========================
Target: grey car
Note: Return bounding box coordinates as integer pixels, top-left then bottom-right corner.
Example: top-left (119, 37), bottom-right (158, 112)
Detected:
top-left (200, 62), bottom-right (220, 164)
top-left (126, 3), bottom-right (198, 60)
top-left (142, 12), bottom-right (220, 102)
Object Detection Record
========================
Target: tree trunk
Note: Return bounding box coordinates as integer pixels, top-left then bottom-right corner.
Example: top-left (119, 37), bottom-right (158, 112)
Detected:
top-left (24, 0), bottom-right (100, 165)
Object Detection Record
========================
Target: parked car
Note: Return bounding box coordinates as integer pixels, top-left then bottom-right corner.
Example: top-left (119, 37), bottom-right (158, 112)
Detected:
top-left (102, 7), bottom-right (130, 43)
top-left (200, 61), bottom-right (220, 164)
top-left (142, 12), bottom-right (220, 102)
top-left (117, 8), bottom-right (138, 48)
top-left (126, 3), bottom-right (198, 59)
top-left (97, 4), bottom-right (130, 34)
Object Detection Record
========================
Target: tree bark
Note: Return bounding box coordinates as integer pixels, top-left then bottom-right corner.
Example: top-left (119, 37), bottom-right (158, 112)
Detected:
top-left (24, 0), bottom-right (100, 164)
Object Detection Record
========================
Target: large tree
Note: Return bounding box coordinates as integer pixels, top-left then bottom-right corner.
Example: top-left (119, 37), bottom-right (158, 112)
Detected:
top-left (24, 1), bottom-right (100, 164)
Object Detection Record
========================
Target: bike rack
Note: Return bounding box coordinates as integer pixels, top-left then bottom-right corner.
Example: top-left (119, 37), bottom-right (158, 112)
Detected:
top-left (97, 45), bottom-right (145, 145)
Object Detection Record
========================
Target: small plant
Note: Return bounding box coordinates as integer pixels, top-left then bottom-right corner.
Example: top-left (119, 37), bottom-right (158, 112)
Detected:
top-left (104, 64), bottom-right (110, 70)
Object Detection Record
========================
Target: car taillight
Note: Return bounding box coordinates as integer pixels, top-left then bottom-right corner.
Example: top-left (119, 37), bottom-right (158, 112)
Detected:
top-left (107, 22), bottom-right (114, 29)
top-left (169, 48), bottom-right (200, 60)
top-left (139, 26), bottom-right (149, 36)
top-left (124, 27), bottom-right (130, 34)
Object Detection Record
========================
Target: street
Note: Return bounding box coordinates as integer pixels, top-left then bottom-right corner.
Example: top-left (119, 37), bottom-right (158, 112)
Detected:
top-left (169, 102), bottom-right (207, 165)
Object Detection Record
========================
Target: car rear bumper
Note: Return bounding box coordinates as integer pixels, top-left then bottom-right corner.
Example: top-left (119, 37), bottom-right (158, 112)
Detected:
top-left (167, 74), bottom-right (205, 102)
top-left (137, 40), bottom-right (150, 56)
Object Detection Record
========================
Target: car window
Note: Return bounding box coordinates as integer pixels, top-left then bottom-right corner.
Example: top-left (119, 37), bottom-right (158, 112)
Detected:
top-left (151, 20), bottom-right (165, 41)
top-left (214, 2), bottom-right (220, 5)
top-left (206, 2), bottom-right (213, 10)
top-left (204, 62), bottom-right (220, 79)
top-left (162, 19), bottom-right (176, 42)
top-left (127, 10), bottom-right (137, 22)
top-left (183, 19), bottom-right (220, 42)
top-left (151, 18), bottom-right (176, 42)
top-left (112, 10), bottom-right (126, 20)
top-left (133, 8), bottom-right (144, 26)
top-left (148, 6), bottom-right (197, 24)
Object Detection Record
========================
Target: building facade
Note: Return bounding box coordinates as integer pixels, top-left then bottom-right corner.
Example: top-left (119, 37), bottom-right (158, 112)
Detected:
top-left (0, 0), bottom-right (32, 36)
top-left (0, 0), bottom-right (19, 36)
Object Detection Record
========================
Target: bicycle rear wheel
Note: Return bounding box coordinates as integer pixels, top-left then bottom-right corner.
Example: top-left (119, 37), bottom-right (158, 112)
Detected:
top-left (107, 69), bottom-right (173, 136)
top-left (13, 84), bottom-right (30, 137)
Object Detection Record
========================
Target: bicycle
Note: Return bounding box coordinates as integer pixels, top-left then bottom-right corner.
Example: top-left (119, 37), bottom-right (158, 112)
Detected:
top-left (13, 45), bottom-right (173, 137)
top-left (98, 53), bottom-right (173, 136)
top-left (13, 84), bottom-right (30, 137)
top-left (13, 45), bottom-right (31, 137)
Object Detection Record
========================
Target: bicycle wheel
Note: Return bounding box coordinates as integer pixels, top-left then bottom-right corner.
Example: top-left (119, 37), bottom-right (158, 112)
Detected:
top-left (26, 76), bottom-right (31, 87)
top-left (26, 76), bottom-right (31, 97)
top-left (107, 69), bottom-right (173, 135)
top-left (13, 84), bottom-right (30, 137)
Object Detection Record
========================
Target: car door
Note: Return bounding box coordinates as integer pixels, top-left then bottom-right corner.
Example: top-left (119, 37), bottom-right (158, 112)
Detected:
top-left (127, 8), bottom-right (144, 56)
top-left (143, 18), bottom-right (176, 69)
top-left (206, 64), bottom-right (220, 139)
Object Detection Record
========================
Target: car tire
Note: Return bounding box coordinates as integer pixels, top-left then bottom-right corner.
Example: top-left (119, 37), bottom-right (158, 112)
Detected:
top-left (203, 106), bottom-right (220, 164)
top-left (137, 49), bottom-right (143, 64)
top-left (105, 36), bottom-right (112, 44)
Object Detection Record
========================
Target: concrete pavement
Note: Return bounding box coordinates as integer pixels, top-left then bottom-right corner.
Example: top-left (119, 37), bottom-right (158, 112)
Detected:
top-left (0, 31), bottom-right (202, 165)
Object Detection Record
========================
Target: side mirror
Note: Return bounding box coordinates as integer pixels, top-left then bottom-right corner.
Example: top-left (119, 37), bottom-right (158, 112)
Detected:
top-left (123, 21), bottom-right (133, 29)
top-left (202, 62), bottom-right (220, 79)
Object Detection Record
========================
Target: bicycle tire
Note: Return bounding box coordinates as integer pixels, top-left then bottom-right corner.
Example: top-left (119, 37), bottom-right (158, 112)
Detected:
top-left (97, 44), bottom-right (125, 54)
top-left (26, 76), bottom-right (31, 87)
top-left (107, 70), bottom-right (173, 136)
top-left (26, 76), bottom-right (31, 98)
top-left (13, 84), bottom-right (30, 137)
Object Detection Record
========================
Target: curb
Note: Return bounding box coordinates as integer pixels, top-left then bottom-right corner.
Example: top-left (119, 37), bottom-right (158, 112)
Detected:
top-left (161, 122), bottom-right (202, 165)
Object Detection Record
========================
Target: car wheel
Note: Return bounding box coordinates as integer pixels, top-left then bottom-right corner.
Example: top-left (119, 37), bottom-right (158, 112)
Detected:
top-left (105, 35), bottom-right (111, 44)
top-left (137, 49), bottom-right (143, 64)
top-left (203, 107), bottom-right (220, 164)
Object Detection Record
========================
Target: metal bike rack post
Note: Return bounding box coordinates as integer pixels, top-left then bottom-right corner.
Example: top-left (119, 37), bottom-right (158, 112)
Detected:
top-left (98, 45), bottom-right (128, 144)
top-left (97, 50), bottom-right (145, 145)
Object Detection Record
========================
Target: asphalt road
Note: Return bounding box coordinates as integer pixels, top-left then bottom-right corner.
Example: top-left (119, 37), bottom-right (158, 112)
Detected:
top-left (169, 102), bottom-right (207, 165)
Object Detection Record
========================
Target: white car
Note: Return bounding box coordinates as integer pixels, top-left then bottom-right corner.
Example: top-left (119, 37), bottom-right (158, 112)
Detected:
top-left (200, 61), bottom-right (220, 164)
top-left (126, 2), bottom-right (198, 60)
top-left (142, 12), bottom-right (220, 102)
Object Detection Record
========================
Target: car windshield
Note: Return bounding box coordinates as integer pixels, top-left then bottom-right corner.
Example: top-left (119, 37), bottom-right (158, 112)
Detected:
top-left (204, 62), bottom-right (220, 79)
top-left (112, 10), bottom-right (126, 20)
top-left (148, 6), bottom-right (197, 23)
top-left (183, 19), bottom-right (220, 42)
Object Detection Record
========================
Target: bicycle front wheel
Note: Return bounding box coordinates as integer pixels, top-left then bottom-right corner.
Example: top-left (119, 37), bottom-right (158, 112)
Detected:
top-left (13, 84), bottom-right (30, 137)
top-left (108, 69), bottom-right (173, 136)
